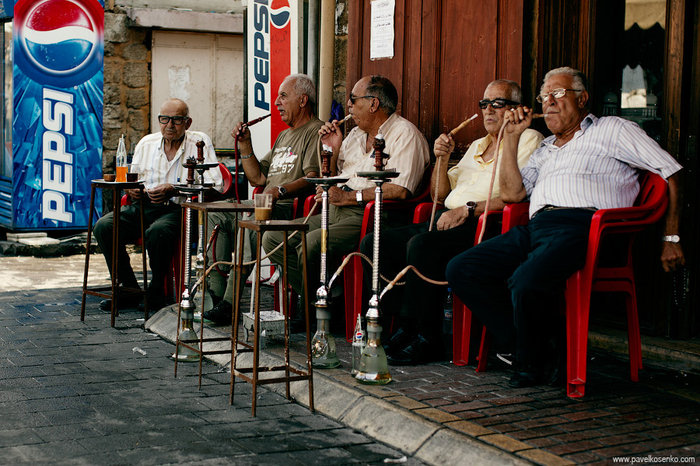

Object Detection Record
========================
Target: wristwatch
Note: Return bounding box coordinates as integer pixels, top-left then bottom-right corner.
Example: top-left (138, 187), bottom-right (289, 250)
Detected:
top-left (276, 185), bottom-right (287, 199)
top-left (356, 190), bottom-right (365, 206)
top-left (662, 235), bottom-right (680, 243)
top-left (466, 201), bottom-right (477, 218)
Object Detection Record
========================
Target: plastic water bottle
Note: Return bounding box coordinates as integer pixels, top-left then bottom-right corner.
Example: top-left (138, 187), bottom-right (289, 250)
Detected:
top-left (443, 288), bottom-right (453, 355)
top-left (351, 314), bottom-right (365, 375)
top-left (115, 134), bottom-right (127, 182)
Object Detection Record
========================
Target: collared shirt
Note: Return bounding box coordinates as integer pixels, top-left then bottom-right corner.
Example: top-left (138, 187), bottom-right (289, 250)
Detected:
top-left (444, 128), bottom-right (543, 210)
top-left (337, 112), bottom-right (430, 195)
top-left (522, 114), bottom-right (682, 218)
top-left (131, 130), bottom-right (223, 203)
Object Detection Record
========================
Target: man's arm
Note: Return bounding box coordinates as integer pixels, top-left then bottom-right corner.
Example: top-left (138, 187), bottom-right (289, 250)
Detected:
top-left (324, 183), bottom-right (409, 207)
top-left (231, 122), bottom-right (266, 186)
top-left (431, 133), bottom-right (454, 202)
top-left (661, 172), bottom-right (685, 272)
top-left (499, 107), bottom-right (532, 202)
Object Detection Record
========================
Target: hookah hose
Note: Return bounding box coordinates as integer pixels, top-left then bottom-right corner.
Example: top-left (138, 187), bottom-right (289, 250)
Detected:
top-left (428, 113), bottom-right (479, 231)
top-left (234, 113), bottom-right (271, 202)
top-left (191, 201), bottom-right (320, 292)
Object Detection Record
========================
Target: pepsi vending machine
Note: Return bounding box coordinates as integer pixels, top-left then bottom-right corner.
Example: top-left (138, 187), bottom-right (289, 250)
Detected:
top-left (0, 0), bottom-right (103, 231)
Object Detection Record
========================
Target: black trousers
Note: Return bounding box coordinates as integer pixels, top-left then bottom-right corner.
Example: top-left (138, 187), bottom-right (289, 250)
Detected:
top-left (360, 211), bottom-right (478, 341)
top-left (93, 202), bottom-right (181, 293)
top-left (445, 208), bottom-right (594, 366)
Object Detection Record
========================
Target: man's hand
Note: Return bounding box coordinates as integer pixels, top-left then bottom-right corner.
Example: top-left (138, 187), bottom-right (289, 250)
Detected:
top-left (231, 122), bottom-right (253, 155)
top-left (436, 206), bottom-right (469, 231)
top-left (433, 133), bottom-right (455, 160)
top-left (315, 185), bottom-right (353, 206)
top-left (262, 184), bottom-right (281, 202)
top-left (147, 184), bottom-right (175, 204)
top-left (503, 105), bottom-right (533, 137)
top-left (661, 242), bottom-right (685, 272)
top-left (125, 188), bottom-right (143, 201)
top-left (319, 120), bottom-right (344, 153)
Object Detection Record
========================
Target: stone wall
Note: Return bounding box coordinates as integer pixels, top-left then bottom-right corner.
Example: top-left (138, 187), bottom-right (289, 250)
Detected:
top-left (103, 10), bottom-right (151, 172)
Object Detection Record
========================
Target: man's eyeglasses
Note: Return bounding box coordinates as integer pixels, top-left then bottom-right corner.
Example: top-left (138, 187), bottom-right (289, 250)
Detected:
top-left (349, 94), bottom-right (375, 104)
top-left (535, 88), bottom-right (582, 104)
top-left (478, 98), bottom-right (520, 109)
top-left (158, 115), bottom-right (189, 125)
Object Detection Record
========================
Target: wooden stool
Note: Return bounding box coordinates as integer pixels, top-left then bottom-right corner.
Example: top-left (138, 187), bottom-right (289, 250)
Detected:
top-left (173, 201), bottom-right (254, 385)
top-left (80, 180), bottom-right (148, 327)
top-left (230, 219), bottom-right (314, 416)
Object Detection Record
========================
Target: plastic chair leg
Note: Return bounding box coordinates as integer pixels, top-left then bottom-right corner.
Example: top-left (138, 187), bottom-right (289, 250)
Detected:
top-left (475, 326), bottom-right (490, 373)
top-left (452, 297), bottom-right (471, 366)
top-left (565, 272), bottom-right (591, 398)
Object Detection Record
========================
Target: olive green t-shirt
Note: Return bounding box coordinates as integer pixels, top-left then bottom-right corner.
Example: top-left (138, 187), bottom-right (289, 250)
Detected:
top-left (260, 118), bottom-right (323, 191)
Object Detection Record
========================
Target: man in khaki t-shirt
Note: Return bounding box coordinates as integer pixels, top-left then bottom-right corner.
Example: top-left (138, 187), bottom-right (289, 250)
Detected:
top-left (204, 74), bottom-right (321, 324)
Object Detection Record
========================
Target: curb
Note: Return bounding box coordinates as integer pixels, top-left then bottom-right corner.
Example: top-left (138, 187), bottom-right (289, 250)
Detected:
top-left (145, 306), bottom-right (565, 466)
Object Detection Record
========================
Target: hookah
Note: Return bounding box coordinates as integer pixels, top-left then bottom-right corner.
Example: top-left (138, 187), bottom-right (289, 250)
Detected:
top-left (354, 134), bottom-right (398, 385)
top-left (305, 117), bottom-right (352, 368)
top-left (172, 140), bottom-right (218, 361)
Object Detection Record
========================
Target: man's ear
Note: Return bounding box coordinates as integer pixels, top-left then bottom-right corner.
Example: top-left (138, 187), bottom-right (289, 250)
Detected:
top-left (299, 94), bottom-right (309, 108)
top-left (577, 90), bottom-right (589, 109)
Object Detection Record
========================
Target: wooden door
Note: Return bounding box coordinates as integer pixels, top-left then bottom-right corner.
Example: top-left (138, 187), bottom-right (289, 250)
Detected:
top-left (346, 0), bottom-right (524, 150)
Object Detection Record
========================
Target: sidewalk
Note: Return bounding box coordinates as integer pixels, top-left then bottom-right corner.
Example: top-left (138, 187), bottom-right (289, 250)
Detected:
top-left (150, 300), bottom-right (700, 466)
top-left (2, 252), bottom-right (699, 465)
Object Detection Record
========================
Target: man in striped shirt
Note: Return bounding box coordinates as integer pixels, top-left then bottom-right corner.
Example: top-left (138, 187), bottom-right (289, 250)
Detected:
top-left (446, 67), bottom-right (684, 388)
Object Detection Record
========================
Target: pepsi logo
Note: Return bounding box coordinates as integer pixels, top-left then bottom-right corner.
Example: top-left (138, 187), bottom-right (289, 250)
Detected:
top-left (14, 0), bottom-right (104, 87)
top-left (270, 0), bottom-right (291, 29)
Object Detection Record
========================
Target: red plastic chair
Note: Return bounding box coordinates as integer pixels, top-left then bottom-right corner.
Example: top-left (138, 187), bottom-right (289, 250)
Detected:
top-left (218, 163), bottom-right (234, 198)
top-left (474, 172), bottom-right (669, 398)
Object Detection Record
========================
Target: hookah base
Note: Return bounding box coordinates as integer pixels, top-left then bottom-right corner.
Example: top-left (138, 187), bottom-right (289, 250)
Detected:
top-left (355, 370), bottom-right (392, 385)
top-left (172, 328), bottom-right (200, 362)
top-left (312, 355), bottom-right (341, 369)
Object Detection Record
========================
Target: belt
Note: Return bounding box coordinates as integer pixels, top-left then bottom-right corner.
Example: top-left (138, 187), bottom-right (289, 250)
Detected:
top-left (533, 205), bottom-right (597, 217)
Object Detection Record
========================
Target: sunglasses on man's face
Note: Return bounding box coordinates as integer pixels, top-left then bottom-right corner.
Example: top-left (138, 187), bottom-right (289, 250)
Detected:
top-left (349, 94), bottom-right (375, 104)
top-left (158, 115), bottom-right (189, 125)
top-left (478, 98), bottom-right (520, 109)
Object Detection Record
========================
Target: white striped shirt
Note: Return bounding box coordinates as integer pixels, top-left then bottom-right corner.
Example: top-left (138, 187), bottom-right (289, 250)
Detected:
top-left (131, 130), bottom-right (223, 203)
top-left (522, 115), bottom-right (682, 218)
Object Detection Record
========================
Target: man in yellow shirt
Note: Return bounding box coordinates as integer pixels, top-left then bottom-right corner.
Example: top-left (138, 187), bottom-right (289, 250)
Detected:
top-left (362, 79), bottom-right (543, 365)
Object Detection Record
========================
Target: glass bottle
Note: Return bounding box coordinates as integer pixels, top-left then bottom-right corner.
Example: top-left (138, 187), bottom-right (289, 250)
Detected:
top-left (115, 134), bottom-right (127, 182)
top-left (351, 313), bottom-right (365, 375)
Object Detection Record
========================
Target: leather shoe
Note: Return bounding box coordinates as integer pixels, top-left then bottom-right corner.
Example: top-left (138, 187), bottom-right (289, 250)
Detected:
top-left (202, 299), bottom-right (233, 326)
top-left (387, 334), bottom-right (442, 366)
top-left (99, 293), bottom-right (142, 312)
top-left (508, 370), bottom-right (539, 388)
top-left (383, 327), bottom-right (414, 357)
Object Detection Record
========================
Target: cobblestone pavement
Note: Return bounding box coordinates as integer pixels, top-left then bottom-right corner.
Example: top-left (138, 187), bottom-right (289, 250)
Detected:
top-left (2, 253), bottom-right (700, 465)
top-left (0, 287), bottom-right (423, 465)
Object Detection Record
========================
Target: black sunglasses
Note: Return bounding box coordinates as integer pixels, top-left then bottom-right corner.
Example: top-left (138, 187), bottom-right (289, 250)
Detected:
top-left (478, 98), bottom-right (520, 109)
top-left (158, 115), bottom-right (189, 125)
top-left (349, 94), bottom-right (375, 104)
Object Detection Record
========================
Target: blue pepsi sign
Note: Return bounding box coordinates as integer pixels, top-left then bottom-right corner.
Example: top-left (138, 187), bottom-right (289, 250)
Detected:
top-left (10, 0), bottom-right (104, 230)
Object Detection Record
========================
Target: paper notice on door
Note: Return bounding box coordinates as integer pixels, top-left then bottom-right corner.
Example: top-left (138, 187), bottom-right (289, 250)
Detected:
top-left (370, 0), bottom-right (395, 60)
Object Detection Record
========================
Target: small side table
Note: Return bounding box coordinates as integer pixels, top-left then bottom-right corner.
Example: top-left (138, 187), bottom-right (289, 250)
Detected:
top-left (231, 219), bottom-right (314, 416)
top-left (80, 180), bottom-right (148, 327)
top-left (173, 201), bottom-right (254, 384)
